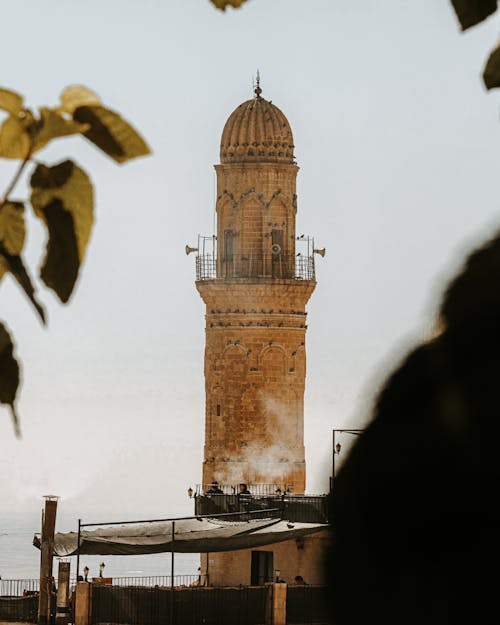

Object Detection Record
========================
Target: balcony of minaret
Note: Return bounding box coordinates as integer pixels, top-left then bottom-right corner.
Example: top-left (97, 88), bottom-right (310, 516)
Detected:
top-left (189, 234), bottom-right (317, 283)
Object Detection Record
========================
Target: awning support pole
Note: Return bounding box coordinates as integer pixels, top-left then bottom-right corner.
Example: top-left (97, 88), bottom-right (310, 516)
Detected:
top-left (170, 521), bottom-right (175, 625)
top-left (76, 519), bottom-right (81, 581)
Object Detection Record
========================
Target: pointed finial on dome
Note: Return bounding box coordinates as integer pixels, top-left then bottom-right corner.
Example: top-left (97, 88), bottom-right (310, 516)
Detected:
top-left (254, 69), bottom-right (262, 98)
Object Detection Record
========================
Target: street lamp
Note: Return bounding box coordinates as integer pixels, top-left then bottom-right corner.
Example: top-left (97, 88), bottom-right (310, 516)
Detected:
top-left (331, 429), bottom-right (365, 491)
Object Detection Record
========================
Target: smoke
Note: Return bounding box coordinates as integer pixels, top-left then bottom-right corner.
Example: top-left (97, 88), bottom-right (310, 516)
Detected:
top-left (244, 392), bottom-right (304, 490)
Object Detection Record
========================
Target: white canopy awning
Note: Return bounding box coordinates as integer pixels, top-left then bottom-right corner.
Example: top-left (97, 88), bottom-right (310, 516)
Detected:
top-left (34, 518), bottom-right (329, 556)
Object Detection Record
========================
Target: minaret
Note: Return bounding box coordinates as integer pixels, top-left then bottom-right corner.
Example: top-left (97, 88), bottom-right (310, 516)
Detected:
top-left (196, 80), bottom-right (316, 494)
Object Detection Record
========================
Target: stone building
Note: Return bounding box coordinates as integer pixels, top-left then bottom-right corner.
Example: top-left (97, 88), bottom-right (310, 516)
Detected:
top-left (190, 80), bottom-right (328, 586)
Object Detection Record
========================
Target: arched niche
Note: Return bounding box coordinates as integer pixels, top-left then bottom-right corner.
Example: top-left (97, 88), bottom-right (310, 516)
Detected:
top-left (260, 344), bottom-right (288, 379)
top-left (240, 193), bottom-right (264, 263)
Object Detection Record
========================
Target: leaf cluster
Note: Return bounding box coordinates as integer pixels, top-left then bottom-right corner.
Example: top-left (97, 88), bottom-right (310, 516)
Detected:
top-left (450, 1), bottom-right (500, 89)
top-left (210, 0), bottom-right (249, 10)
top-left (0, 85), bottom-right (150, 437)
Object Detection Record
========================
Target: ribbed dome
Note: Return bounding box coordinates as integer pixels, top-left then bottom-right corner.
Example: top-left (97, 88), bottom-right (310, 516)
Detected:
top-left (220, 94), bottom-right (294, 164)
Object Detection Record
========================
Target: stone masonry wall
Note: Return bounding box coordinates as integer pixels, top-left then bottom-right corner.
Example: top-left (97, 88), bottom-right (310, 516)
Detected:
top-left (200, 531), bottom-right (332, 587)
top-left (197, 281), bottom-right (315, 492)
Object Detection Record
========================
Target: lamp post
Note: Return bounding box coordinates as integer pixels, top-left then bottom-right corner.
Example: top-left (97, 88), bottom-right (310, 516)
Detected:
top-left (331, 429), bottom-right (365, 491)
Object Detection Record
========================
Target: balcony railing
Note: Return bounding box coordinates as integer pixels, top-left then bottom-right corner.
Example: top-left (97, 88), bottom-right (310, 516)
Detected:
top-left (196, 254), bottom-right (315, 281)
top-left (193, 493), bottom-right (329, 524)
top-left (195, 483), bottom-right (289, 496)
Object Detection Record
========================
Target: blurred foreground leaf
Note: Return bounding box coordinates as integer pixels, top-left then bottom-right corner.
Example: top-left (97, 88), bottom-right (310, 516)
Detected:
top-left (0, 88), bottom-right (24, 116)
top-left (0, 200), bottom-right (25, 255)
top-left (33, 108), bottom-right (89, 152)
top-left (211, 0), bottom-right (249, 9)
top-left (450, 0), bottom-right (497, 30)
top-left (73, 105), bottom-right (150, 163)
top-left (0, 321), bottom-right (21, 437)
top-left (59, 85), bottom-right (101, 114)
top-left (0, 113), bottom-right (34, 159)
top-left (0, 201), bottom-right (46, 322)
top-left (483, 42), bottom-right (500, 88)
top-left (31, 160), bottom-right (94, 303)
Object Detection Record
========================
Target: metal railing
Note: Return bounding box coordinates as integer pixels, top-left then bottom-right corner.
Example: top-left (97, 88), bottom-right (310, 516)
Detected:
top-left (0, 579), bottom-right (41, 624)
top-left (195, 483), bottom-right (289, 496)
top-left (196, 254), bottom-right (315, 281)
top-left (111, 575), bottom-right (208, 588)
top-left (194, 493), bottom-right (329, 524)
top-left (0, 579), bottom-right (39, 597)
top-left (91, 583), bottom-right (269, 625)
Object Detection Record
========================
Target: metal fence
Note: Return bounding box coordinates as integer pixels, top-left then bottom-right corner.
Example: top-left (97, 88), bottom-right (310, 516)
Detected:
top-left (194, 494), bottom-right (329, 524)
top-left (0, 579), bottom-right (40, 597)
top-left (91, 584), bottom-right (269, 625)
top-left (195, 483), bottom-right (286, 496)
top-left (286, 585), bottom-right (332, 624)
top-left (0, 595), bottom-right (39, 623)
top-left (111, 575), bottom-right (208, 588)
top-left (196, 254), bottom-right (315, 281)
top-left (0, 579), bottom-right (41, 623)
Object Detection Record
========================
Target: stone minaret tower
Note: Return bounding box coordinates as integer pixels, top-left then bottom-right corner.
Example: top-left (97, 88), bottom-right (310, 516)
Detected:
top-left (196, 81), bottom-right (316, 494)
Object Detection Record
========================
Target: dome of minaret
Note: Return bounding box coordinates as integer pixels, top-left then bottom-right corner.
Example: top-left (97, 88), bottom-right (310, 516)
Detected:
top-left (220, 83), bottom-right (295, 164)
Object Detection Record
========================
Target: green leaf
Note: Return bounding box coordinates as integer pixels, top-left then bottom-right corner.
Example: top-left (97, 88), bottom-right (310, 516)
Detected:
top-left (32, 108), bottom-right (89, 153)
top-left (59, 85), bottom-right (101, 114)
top-left (73, 105), bottom-right (151, 163)
top-left (211, 0), bottom-right (249, 9)
top-left (450, 0), bottom-right (497, 30)
top-left (0, 88), bottom-right (24, 116)
top-left (30, 160), bottom-right (94, 302)
top-left (0, 201), bottom-right (46, 322)
top-left (0, 114), bottom-right (31, 159)
top-left (483, 42), bottom-right (500, 88)
top-left (0, 321), bottom-right (21, 437)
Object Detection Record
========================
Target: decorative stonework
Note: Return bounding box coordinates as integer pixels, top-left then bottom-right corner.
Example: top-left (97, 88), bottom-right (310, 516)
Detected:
top-left (220, 97), bottom-right (294, 164)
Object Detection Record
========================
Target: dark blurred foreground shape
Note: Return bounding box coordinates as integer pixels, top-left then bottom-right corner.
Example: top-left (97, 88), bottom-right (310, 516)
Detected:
top-left (329, 230), bottom-right (500, 625)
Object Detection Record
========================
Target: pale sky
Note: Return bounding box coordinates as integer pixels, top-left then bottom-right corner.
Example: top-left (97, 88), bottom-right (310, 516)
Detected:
top-left (1, 0), bottom-right (500, 524)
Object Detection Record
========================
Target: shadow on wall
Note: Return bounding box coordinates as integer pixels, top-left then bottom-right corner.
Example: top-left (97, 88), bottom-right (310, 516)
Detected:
top-left (328, 228), bottom-right (500, 625)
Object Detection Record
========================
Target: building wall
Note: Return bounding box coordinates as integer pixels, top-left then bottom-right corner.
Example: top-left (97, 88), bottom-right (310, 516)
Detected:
top-left (200, 531), bottom-right (332, 587)
top-left (214, 163), bottom-right (298, 265)
top-left (197, 281), bottom-right (315, 492)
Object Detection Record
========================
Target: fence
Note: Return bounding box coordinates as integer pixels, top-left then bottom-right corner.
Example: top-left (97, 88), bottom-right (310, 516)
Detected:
top-left (111, 574), bottom-right (208, 588)
top-left (194, 494), bottom-right (329, 524)
top-left (0, 579), bottom-right (39, 597)
top-left (286, 585), bottom-right (332, 624)
top-left (91, 584), bottom-right (269, 625)
top-left (195, 483), bottom-right (286, 496)
top-left (0, 579), bottom-right (41, 623)
top-left (195, 254), bottom-right (315, 281)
